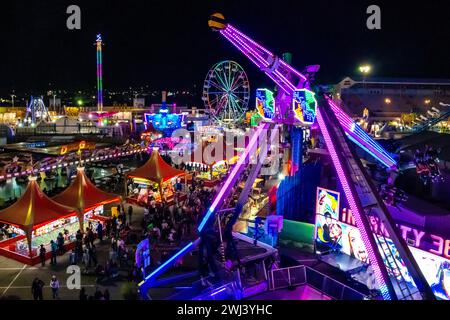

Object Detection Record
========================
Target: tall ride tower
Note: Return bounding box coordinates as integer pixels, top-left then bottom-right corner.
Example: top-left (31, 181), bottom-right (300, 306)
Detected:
top-left (95, 34), bottom-right (104, 111)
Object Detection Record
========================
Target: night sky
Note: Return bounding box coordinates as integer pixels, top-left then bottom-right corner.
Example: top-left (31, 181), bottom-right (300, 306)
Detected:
top-left (0, 0), bottom-right (449, 93)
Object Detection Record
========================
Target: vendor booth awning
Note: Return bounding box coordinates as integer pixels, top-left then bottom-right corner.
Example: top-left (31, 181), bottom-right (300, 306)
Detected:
top-left (0, 176), bottom-right (76, 230)
top-left (126, 148), bottom-right (185, 184)
top-left (53, 166), bottom-right (121, 213)
top-left (0, 176), bottom-right (77, 258)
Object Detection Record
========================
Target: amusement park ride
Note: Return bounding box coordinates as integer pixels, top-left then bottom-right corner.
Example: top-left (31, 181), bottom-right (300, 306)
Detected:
top-left (22, 96), bottom-right (51, 126)
top-left (144, 91), bottom-right (184, 136)
top-left (138, 14), bottom-right (435, 300)
top-left (411, 102), bottom-right (450, 133)
top-left (202, 60), bottom-right (250, 126)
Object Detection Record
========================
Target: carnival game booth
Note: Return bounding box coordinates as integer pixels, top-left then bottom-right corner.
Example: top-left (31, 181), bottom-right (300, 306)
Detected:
top-left (52, 166), bottom-right (121, 231)
top-left (125, 149), bottom-right (187, 206)
top-left (184, 159), bottom-right (233, 188)
top-left (0, 176), bottom-right (78, 265)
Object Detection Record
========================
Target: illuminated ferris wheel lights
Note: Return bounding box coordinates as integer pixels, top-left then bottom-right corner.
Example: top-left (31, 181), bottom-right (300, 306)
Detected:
top-left (202, 60), bottom-right (250, 127)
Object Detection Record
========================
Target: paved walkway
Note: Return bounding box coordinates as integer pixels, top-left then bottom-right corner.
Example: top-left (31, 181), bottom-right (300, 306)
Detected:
top-left (0, 204), bottom-right (145, 300)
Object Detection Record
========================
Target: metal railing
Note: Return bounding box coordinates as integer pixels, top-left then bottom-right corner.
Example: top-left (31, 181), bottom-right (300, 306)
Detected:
top-left (268, 265), bottom-right (367, 300)
top-left (193, 281), bottom-right (242, 300)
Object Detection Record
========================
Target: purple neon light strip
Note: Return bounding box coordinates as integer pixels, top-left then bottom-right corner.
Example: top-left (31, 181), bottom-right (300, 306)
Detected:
top-left (198, 123), bottom-right (268, 232)
top-left (273, 70), bottom-right (297, 91)
top-left (316, 105), bottom-right (392, 300)
top-left (227, 25), bottom-right (273, 56)
top-left (221, 31), bottom-right (264, 68)
top-left (327, 99), bottom-right (396, 167)
top-left (97, 41), bottom-right (103, 109)
top-left (327, 101), bottom-right (392, 159)
top-left (222, 29), bottom-right (269, 68)
top-left (222, 30), bottom-right (292, 94)
top-left (221, 31), bottom-right (290, 95)
top-left (278, 59), bottom-right (308, 82)
top-left (225, 28), bottom-right (305, 90)
top-left (227, 25), bottom-right (307, 83)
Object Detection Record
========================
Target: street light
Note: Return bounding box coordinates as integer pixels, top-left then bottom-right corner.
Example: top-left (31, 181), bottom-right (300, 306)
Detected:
top-left (359, 65), bottom-right (371, 89)
top-left (10, 94), bottom-right (16, 108)
top-left (359, 65), bottom-right (372, 74)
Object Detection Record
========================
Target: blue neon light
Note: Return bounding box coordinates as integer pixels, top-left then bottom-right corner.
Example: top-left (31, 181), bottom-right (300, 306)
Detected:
top-left (346, 134), bottom-right (391, 168)
top-left (256, 88), bottom-right (275, 120)
top-left (292, 89), bottom-right (317, 124)
top-left (210, 287), bottom-right (227, 296)
top-left (198, 123), bottom-right (268, 232)
top-left (139, 241), bottom-right (195, 285)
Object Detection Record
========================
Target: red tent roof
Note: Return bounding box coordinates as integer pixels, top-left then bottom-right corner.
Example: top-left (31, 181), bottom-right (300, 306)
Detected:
top-left (126, 148), bottom-right (185, 184)
top-left (0, 177), bottom-right (76, 230)
top-left (53, 167), bottom-right (120, 212)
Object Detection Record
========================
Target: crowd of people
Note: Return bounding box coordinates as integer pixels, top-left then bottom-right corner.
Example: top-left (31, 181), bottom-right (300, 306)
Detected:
top-left (414, 145), bottom-right (443, 184)
top-left (31, 202), bottom-right (143, 300)
top-left (22, 148), bottom-right (269, 299)
top-left (141, 177), bottom-right (215, 249)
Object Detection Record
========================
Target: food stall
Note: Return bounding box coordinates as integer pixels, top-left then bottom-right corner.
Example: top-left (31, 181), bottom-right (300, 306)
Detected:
top-left (0, 176), bottom-right (78, 265)
top-left (184, 160), bottom-right (232, 188)
top-left (52, 166), bottom-right (121, 231)
top-left (125, 148), bottom-right (187, 206)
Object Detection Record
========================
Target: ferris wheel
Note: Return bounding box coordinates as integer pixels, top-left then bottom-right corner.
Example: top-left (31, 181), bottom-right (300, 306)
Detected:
top-left (202, 60), bottom-right (250, 126)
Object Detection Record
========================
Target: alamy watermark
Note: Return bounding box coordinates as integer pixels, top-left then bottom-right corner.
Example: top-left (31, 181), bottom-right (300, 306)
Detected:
top-left (66, 5), bottom-right (81, 30)
top-left (367, 5), bottom-right (381, 30)
top-left (168, 127), bottom-right (282, 176)
top-left (66, 265), bottom-right (81, 289)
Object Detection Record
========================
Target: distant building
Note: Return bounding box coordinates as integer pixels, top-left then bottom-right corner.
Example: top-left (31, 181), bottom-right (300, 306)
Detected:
top-left (332, 77), bottom-right (450, 118)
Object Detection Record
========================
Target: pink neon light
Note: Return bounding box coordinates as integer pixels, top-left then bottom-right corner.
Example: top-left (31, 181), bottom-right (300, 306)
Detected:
top-left (221, 30), bottom-right (292, 94)
top-left (227, 25), bottom-right (273, 56)
top-left (279, 59), bottom-right (308, 82)
top-left (222, 29), bottom-right (269, 68)
top-left (327, 98), bottom-right (396, 167)
top-left (273, 70), bottom-right (297, 91)
top-left (198, 122), bottom-right (268, 231)
top-left (225, 29), bottom-right (299, 93)
top-left (221, 31), bottom-right (264, 68)
top-left (316, 105), bottom-right (392, 300)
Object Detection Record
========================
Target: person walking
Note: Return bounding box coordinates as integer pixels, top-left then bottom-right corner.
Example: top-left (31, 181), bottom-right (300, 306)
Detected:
top-left (50, 275), bottom-right (60, 299)
top-left (50, 240), bottom-right (58, 265)
top-left (103, 289), bottom-right (110, 300)
top-left (96, 222), bottom-right (103, 242)
top-left (79, 288), bottom-right (88, 301)
top-left (57, 232), bottom-right (65, 254)
top-left (69, 249), bottom-right (77, 265)
top-left (82, 247), bottom-right (90, 272)
top-left (31, 278), bottom-right (44, 300)
top-left (89, 244), bottom-right (98, 266)
top-left (127, 205), bottom-right (133, 225)
top-left (105, 219), bottom-right (111, 239)
top-left (87, 228), bottom-right (95, 247)
top-left (39, 244), bottom-right (46, 267)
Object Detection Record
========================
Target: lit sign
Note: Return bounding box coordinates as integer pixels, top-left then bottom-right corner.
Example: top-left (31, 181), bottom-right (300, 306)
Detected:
top-left (293, 88), bottom-right (317, 124)
top-left (144, 112), bottom-right (184, 137)
top-left (256, 88), bottom-right (275, 120)
top-left (316, 187), bottom-right (340, 219)
top-left (314, 188), bottom-right (450, 299)
top-left (60, 141), bottom-right (96, 155)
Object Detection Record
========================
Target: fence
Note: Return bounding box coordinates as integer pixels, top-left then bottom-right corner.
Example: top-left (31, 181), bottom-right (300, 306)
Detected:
top-left (268, 265), bottom-right (367, 300)
top-left (193, 281), bottom-right (242, 300)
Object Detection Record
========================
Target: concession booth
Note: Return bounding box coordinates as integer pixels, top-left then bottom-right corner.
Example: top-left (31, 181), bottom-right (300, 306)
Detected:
top-left (125, 148), bottom-right (187, 206)
top-left (52, 166), bottom-right (122, 231)
top-left (0, 176), bottom-right (78, 264)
